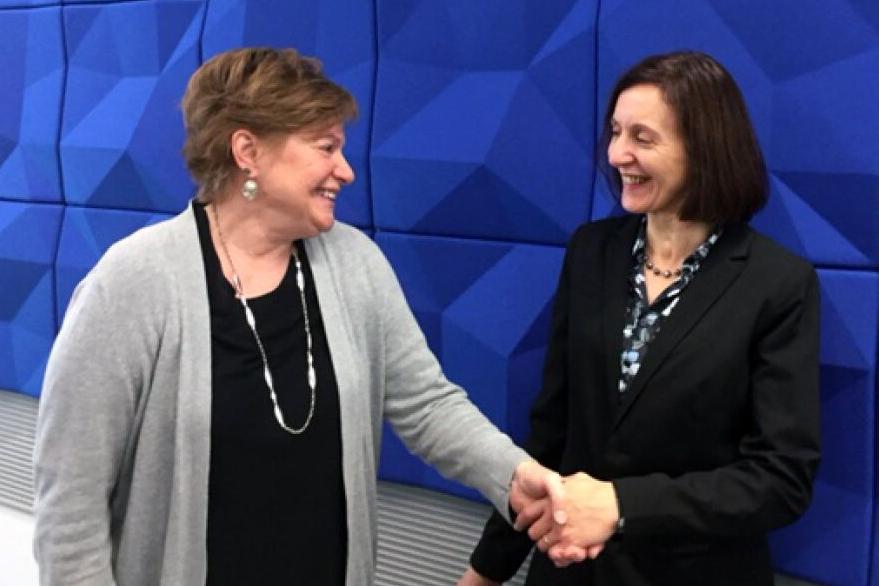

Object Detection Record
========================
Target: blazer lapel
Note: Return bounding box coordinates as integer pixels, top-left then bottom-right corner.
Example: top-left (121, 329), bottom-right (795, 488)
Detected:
top-left (602, 216), bottom-right (641, 406)
top-left (612, 224), bottom-right (753, 430)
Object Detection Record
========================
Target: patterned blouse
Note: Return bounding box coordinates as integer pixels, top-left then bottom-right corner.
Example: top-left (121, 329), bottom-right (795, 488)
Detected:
top-left (618, 218), bottom-right (723, 396)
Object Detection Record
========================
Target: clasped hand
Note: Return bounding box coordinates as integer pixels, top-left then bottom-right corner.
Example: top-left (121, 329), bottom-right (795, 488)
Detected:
top-left (512, 466), bottom-right (619, 567)
top-left (456, 465), bottom-right (619, 585)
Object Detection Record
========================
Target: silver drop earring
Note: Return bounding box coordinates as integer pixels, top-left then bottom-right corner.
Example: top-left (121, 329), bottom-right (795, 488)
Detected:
top-left (242, 170), bottom-right (258, 201)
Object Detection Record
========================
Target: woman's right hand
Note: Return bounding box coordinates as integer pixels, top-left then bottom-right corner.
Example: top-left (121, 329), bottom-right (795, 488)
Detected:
top-left (457, 566), bottom-right (501, 586)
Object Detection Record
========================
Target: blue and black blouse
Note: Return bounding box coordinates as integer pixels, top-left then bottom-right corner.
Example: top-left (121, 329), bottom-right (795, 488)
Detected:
top-left (618, 218), bottom-right (723, 396)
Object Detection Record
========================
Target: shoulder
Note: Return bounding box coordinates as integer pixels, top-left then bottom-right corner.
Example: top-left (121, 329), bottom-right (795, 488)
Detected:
top-left (741, 226), bottom-right (817, 289)
top-left (571, 214), bottom-right (634, 241)
top-left (570, 214), bottom-right (637, 245)
top-left (747, 227), bottom-right (811, 268)
top-left (731, 226), bottom-right (820, 324)
top-left (565, 214), bottom-right (637, 260)
top-left (85, 209), bottom-right (195, 300)
top-left (306, 222), bottom-right (400, 303)
top-left (316, 220), bottom-right (376, 251)
top-left (311, 221), bottom-right (390, 273)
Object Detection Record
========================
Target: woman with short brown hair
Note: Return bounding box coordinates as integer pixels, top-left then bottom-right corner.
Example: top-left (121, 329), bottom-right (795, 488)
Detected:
top-left (34, 47), bottom-right (562, 586)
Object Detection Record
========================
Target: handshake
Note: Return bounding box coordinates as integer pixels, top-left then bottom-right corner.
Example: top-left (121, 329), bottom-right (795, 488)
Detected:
top-left (458, 460), bottom-right (620, 586)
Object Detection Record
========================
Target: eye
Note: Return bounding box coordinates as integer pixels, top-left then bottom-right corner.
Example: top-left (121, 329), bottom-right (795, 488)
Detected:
top-left (634, 133), bottom-right (652, 145)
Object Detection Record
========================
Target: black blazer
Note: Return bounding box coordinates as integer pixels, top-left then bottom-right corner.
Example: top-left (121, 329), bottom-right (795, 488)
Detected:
top-left (471, 215), bottom-right (821, 586)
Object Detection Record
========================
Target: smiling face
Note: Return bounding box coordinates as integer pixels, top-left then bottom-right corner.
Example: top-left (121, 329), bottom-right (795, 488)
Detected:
top-left (608, 84), bottom-right (688, 217)
top-left (255, 122), bottom-right (355, 238)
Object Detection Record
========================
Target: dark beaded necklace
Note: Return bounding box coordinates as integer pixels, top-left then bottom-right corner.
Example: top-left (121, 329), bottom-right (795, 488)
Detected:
top-left (644, 256), bottom-right (683, 279)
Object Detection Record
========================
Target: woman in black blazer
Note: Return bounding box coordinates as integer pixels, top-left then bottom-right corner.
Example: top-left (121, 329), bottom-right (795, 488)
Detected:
top-left (459, 51), bottom-right (821, 586)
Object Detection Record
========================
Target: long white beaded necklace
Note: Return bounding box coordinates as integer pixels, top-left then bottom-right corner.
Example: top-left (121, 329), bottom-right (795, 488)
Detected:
top-left (212, 203), bottom-right (316, 435)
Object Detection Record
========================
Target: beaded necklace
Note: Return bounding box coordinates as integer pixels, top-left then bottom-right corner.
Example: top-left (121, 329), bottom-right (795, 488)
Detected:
top-left (212, 203), bottom-right (316, 434)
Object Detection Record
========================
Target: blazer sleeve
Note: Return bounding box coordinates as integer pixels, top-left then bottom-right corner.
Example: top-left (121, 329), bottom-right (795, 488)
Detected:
top-left (470, 234), bottom-right (578, 581)
top-left (612, 264), bottom-right (822, 538)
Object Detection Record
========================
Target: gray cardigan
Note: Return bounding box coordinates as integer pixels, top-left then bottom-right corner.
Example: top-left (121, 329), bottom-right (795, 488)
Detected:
top-left (34, 209), bottom-right (528, 585)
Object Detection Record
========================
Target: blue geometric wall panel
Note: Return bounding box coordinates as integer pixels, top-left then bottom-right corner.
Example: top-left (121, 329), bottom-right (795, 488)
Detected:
top-left (593, 0), bottom-right (879, 268)
top-left (375, 232), bottom-right (564, 500)
top-left (0, 0), bottom-right (54, 8)
top-left (55, 207), bottom-right (172, 324)
top-left (0, 201), bottom-right (62, 397)
top-left (60, 1), bottom-right (202, 213)
top-left (769, 269), bottom-right (878, 586)
top-left (372, 0), bottom-right (597, 244)
top-left (202, 0), bottom-right (375, 228)
top-left (0, 7), bottom-right (64, 203)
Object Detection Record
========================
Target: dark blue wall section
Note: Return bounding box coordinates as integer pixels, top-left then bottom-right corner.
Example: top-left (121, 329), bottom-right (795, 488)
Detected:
top-left (0, 2), bottom-right (876, 584)
top-left (0, 7), bottom-right (64, 203)
top-left (61, 1), bottom-right (202, 212)
top-left (0, 0), bottom-right (55, 6)
top-left (373, 0), bottom-right (597, 244)
top-left (0, 201), bottom-right (62, 397)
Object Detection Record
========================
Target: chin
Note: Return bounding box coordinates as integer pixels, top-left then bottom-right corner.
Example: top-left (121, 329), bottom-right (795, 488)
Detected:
top-left (620, 196), bottom-right (651, 215)
top-left (316, 216), bottom-right (336, 233)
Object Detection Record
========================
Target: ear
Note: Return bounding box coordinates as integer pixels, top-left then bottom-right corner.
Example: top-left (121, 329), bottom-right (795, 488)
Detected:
top-left (229, 129), bottom-right (261, 176)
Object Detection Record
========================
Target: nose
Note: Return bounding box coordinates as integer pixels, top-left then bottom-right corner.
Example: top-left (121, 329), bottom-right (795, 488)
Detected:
top-left (607, 135), bottom-right (633, 169)
top-left (334, 151), bottom-right (355, 185)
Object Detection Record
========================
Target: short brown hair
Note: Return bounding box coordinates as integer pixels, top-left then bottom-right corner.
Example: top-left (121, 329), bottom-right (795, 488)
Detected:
top-left (599, 51), bottom-right (768, 224)
top-left (182, 47), bottom-right (358, 198)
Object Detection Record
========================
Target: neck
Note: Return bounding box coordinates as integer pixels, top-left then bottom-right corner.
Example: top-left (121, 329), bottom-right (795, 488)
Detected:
top-left (208, 192), bottom-right (293, 262)
top-left (645, 211), bottom-right (711, 266)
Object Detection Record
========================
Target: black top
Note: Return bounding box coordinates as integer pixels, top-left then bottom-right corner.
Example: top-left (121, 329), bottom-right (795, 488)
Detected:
top-left (194, 202), bottom-right (347, 585)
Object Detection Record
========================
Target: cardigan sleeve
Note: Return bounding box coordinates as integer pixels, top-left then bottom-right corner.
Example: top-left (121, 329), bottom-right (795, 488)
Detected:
top-left (33, 248), bottom-right (163, 585)
top-left (612, 264), bottom-right (822, 538)
top-left (469, 232), bottom-right (578, 581)
top-left (372, 245), bottom-right (530, 521)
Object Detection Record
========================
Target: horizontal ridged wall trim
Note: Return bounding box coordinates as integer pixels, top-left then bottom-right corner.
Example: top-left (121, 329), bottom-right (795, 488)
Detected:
top-left (376, 481), bottom-right (530, 585)
top-left (0, 390), bottom-right (37, 514)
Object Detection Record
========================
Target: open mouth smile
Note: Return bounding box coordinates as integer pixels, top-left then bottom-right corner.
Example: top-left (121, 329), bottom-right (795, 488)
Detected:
top-left (621, 174), bottom-right (649, 185)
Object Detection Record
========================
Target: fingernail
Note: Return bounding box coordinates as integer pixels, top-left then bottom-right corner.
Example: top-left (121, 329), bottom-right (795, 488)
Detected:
top-left (554, 510), bottom-right (568, 524)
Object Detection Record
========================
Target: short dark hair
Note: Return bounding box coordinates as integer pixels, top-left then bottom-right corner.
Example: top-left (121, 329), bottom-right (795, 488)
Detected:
top-left (599, 51), bottom-right (768, 224)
